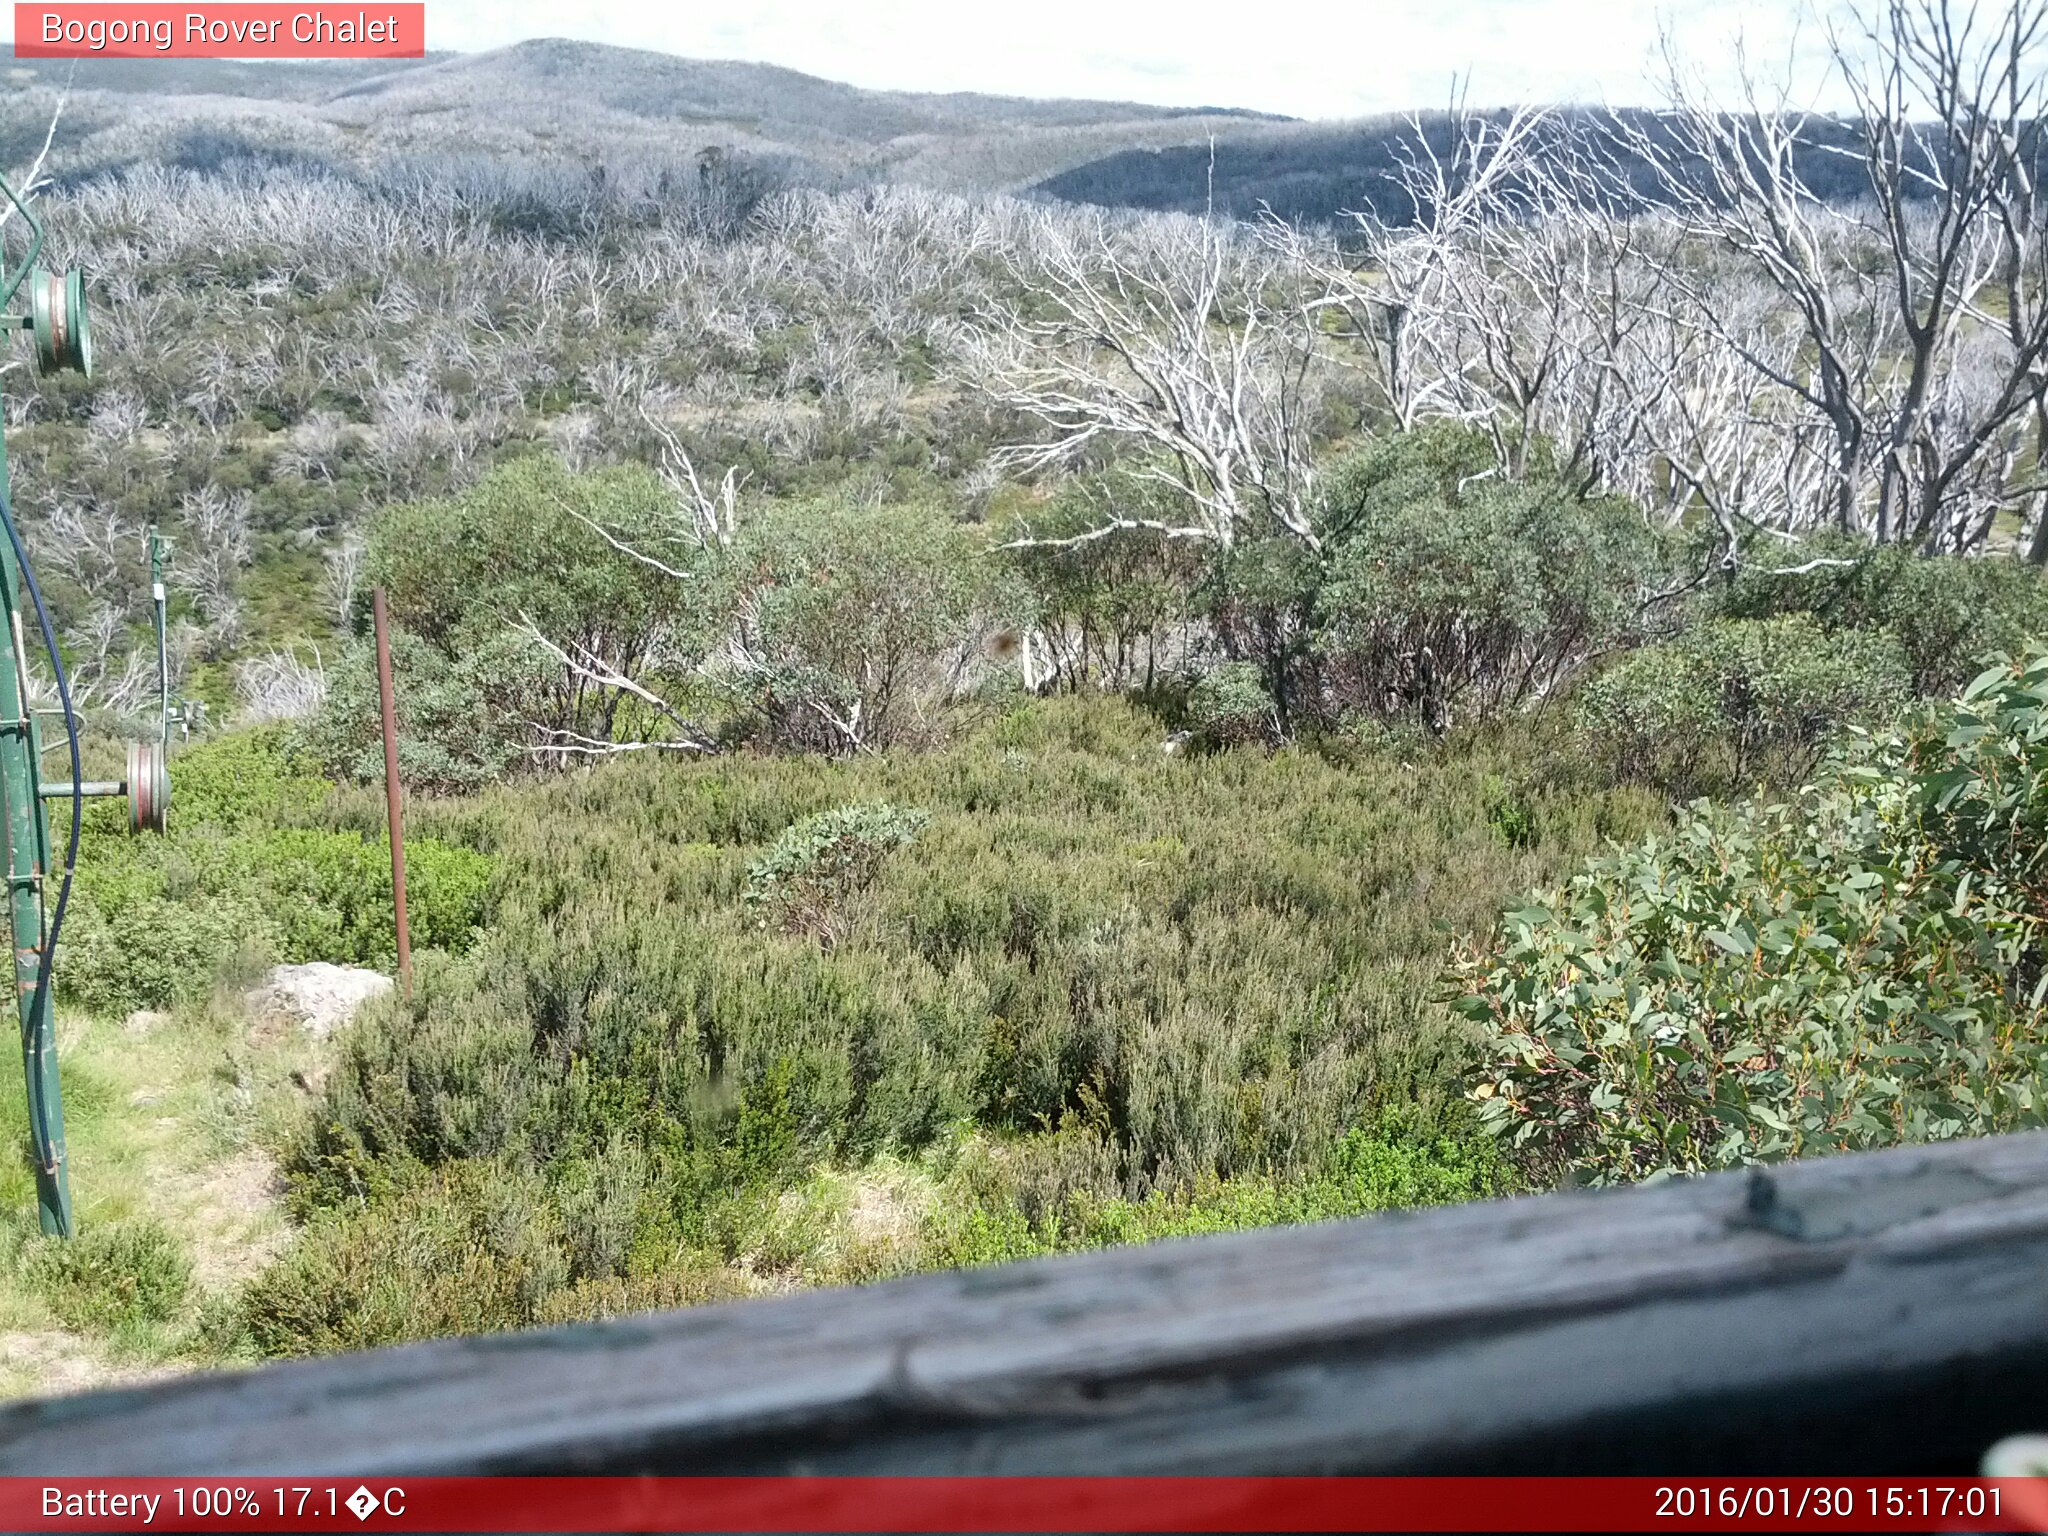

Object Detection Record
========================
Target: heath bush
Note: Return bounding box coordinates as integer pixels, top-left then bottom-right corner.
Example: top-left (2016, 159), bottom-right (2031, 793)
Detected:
top-left (743, 803), bottom-right (930, 947)
top-left (1186, 662), bottom-right (1278, 747)
top-left (62, 727), bottom-right (493, 1010)
top-left (722, 497), bottom-right (1033, 752)
top-left (1306, 425), bottom-right (1673, 731)
top-left (1576, 615), bottom-right (1911, 798)
top-left (28, 1218), bottom-right (192, 1333)
top-left (240, 1161), bottom-right (569, 1357)
top-left (1715, 538), bottom-right (2048, 697)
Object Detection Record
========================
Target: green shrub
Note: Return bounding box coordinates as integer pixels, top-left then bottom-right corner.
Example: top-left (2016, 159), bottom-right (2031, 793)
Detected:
top-left (307, 458), bottom-right (707, 786)
top-left (288, 694), bottom-right (1655, 1238)
top-left (246, 829), bottom-right (494, 968)
top-left (1304, 425), bottom-right (1672, 731)
top-left (744, 803), bottom-right (930, 947)
top-left (28, 1219), bottom-right (192, 1332)
top-left (1457, 649), bottom-right (2048, 1187)
top-left (160, 726), bottom-right (330, 833)
top-left (297, 627), bottom-right (540, 794)
top-left (249, 1142), bottom-right (761, 1352)
top-left (722, 498), bottom-right (1032, 752)
top-left (330, 471), bottom-right (1038, 771)
top-left (998, 477), bottom-right (1205, 693)
top-left (532, 1267), bottom-right (752, 1327)
top-left (1576, 615), bottom-right (1911, 797)
top-left (61, 727), bottom-right (494, 1010)
top-left (1715, 539), bottom-right (2048, 697)
top-left (1483, 774), bottom-right (1538, 849)
top-left (1202, 530), bottom-right (1323, 726)
top-left (1906, 649), bottom-right (2048, 911)
top-left (240, 1162), bottom-right (569, 1357)
top-left (926, 1114), bottom-right (1509, 1266)
top-left (63, 891), bottom-right (280, 1013)
top-left (1186, 662), bottom-right (1277, 747)
top-left (364, 456), bottom-right (696, 659)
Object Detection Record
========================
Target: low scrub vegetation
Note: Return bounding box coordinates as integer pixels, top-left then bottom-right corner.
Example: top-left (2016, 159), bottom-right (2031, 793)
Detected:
top-left (248, 693), bottom-right (1650, 1349)
top-left (1575, 615), bottom-right (1913, 799)
top-left (26, 1219), bottom-right (192, 1336)
top-left (20, 418), bottom-right (2048, 1368)
top-left (743, 802), bottom-right (931, 946)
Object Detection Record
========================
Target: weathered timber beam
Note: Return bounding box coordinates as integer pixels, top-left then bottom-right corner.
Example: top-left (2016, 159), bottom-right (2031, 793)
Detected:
top-left (5, 1132), bottom-right (2048, 1476)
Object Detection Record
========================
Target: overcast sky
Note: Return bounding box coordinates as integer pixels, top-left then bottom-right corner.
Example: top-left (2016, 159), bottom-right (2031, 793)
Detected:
top-left (410, 0), bottom-right (1843, 120)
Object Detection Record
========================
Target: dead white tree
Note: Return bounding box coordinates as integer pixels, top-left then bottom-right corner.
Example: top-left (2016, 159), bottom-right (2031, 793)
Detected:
top-left (1316, 103), bottom-right (1801, 545)
top-left (40, 500), bottom-right (132, 604)
top-left (234, 645), bottom-right (328, 723)
top-left (63, 640), bottom-right (158, 717)
top-left (1319, 105), bottom-right (1575, 447)
top-left (0, 84), bottom-right (67, 237)
top-left (1618, 0), bottom-right (2048, 549)
top-left (323, 531), bottom-right (365, 628)
top-left (585, 395), bottom-right (745, 563)
top-left (963, 204), bottom-right (1325, 551)
top-left (1602, 252), bottom-right (1836, 551)
top-left (173, 483), bottom-right (253, 651)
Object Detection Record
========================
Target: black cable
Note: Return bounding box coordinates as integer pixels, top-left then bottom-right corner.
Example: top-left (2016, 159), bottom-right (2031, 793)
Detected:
top-left (0, 484), bottom-right (81, 1174)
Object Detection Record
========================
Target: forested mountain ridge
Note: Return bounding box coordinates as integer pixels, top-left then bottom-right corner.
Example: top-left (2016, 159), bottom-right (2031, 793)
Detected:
top-left (1033, 106), bottom-right (2048, 225)
top-left (12, 41), bottom-right (2029, 229)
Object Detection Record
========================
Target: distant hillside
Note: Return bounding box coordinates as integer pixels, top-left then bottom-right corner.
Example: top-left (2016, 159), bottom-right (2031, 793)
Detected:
top-left (3, 53), bottom-right (431, 99)
top-left (1034, 118), bottom-right (1416, 225)
top-left (3, 39), bottom-right (1294, 195)
top-left (1030, 109), bottom-right (1949, 227)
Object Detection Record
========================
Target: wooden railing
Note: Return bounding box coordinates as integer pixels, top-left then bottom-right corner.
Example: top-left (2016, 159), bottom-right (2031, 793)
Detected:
top-left (4, 1131), bottom-right (2047, 1476)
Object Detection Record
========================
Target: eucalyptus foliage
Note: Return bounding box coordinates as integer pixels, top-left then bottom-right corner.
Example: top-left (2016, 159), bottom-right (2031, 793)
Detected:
top-left (1458, 650), bottom-right (2048, 1185)
top-left (1713, 539), bottom-right (2048, 698)
top-left (723, 499), bottom-right (1032, 753)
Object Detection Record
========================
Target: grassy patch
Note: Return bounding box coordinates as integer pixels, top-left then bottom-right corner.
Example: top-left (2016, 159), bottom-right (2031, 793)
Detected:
top-left (0, 995), bottom-right (322, 1393)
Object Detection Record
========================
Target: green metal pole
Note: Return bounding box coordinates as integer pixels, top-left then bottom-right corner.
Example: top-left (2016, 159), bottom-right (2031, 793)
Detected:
top-left (150, 528), bottom-right (167, 748)
top-left (0, 422), bottom-right (71, 1236)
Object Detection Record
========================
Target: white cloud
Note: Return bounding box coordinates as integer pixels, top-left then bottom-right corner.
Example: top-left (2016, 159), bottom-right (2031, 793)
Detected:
top-left (6, 0), bottom-right (1849, 117)
top-left (408, 0), bottom-right (1846, 117)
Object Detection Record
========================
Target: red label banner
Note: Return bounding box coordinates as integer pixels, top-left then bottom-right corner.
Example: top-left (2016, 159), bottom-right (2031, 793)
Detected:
top-left (2, 1477), bottom-right (2047, 1532)
top-left (13, 4), bottom-right (424, 58)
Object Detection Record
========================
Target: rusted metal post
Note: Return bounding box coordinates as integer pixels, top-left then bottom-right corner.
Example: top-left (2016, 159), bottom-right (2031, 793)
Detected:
top-left (371, 587), bottom-right (413, 999)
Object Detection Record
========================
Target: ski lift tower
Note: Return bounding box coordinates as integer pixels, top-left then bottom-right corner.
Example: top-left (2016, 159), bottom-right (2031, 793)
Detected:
top-left (1, 171), bottom-right (170, 1238)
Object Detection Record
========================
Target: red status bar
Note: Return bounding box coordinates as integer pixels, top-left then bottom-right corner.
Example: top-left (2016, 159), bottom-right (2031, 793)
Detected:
top-left (7, 1477), bottom-right (2048, 1533)
top-left (13, 5), bottom-right (424, 59)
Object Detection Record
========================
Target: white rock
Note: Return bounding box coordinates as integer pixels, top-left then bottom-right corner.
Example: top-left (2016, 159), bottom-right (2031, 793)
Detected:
top-left (245, 963), bottom-right (394, 1039)
top-left (123, 1009), bottom-right (171, 1036)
